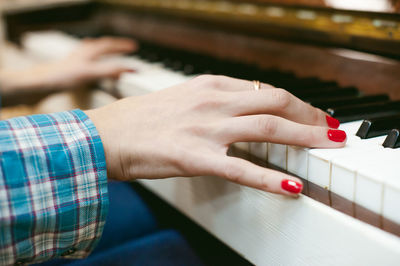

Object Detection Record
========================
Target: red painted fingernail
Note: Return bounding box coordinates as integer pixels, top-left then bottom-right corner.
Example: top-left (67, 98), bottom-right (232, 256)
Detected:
top-left (126, 69), bottom-right (136, 73)
top-left (326, 115), bottom-right (340, 129)
top-left (327, 129), bottom-right (347, 142)
top-left (281, 179), bottom-right (303, 194)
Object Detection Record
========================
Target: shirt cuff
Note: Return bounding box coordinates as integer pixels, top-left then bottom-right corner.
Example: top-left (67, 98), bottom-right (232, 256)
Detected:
top-left (59, 110), bottom-right (109, 259)
top-left (0, 109), bottom-right (109, 265)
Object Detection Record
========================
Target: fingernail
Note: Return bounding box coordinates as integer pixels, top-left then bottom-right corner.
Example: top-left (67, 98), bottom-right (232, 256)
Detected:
top-left (326, 115), bottom-right (340, 129)
top-left (327, 129), bottom-right (347, 142)
top-left (281, 179), bottom-right (303, 194)
top-left (126, 69), bottom-right (135, 73)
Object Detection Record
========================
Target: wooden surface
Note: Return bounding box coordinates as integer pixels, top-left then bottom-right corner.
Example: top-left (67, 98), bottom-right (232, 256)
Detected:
top-left (239, 0), bottom-right (400, 13)
top-left (97, 0), bottom-right (400, 57)
top-left (0, 0), bottom-right (90, 12)
top-left (102, 9), bottom-right (400, 99)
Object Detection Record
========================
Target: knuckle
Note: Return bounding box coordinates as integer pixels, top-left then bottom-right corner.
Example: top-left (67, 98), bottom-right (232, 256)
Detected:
top-left (271, 89), bottom-right (292, 110)
top-left (305, 127), bottom-right (321, 146)
top-left (220, 162), bottom-right (243, 184)
top-left (192, 74), bottom-right (214, 87)
top-left (257, 116), bottom-right (278, 137)
top-left (193, 75), bottom-right (227, 90)
top-left (260, 174), bottom-right (270, 191)
top-left (311, 109), bottom-right (323, 124)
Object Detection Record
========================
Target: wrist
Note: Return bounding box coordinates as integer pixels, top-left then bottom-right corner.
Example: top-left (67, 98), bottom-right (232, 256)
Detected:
top-left (85, 106), bottom-right (121, 179)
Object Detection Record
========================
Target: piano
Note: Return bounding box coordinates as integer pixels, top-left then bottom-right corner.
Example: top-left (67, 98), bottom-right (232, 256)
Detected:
top-left (2, 0), bottom-right (400, 264)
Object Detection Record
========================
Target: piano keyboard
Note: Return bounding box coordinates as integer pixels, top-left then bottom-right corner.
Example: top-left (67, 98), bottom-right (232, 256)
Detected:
top-left (23, 31), bottom-right (400, 232)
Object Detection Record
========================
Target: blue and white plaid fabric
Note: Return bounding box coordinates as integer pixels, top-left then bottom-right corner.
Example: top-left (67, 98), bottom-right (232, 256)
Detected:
top-left (0, 110), bottom-right (108, 265)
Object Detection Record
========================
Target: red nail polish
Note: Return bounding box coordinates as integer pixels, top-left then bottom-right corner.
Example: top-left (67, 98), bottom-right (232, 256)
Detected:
top-left (126, 69), bottom-right (136, 73)
top-left (326, 115), bottom-right (340, 129)
top-left (327, 129), bottom-right (347, 142)
top-left (281, 179), bottom-right (303, 194)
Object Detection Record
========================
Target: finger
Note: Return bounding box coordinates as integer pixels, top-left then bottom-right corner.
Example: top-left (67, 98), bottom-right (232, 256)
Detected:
top-left (227, 88), bottom-right (338, 128)
top-left (88, 63), bottom-right (135, 79)
top-left (217, 115), bottom-right (346, 148)
top-left (195, 75), bottom-right (337, 128)
top-left (212, 155), bottom-right (303, 197)
top-left (83, 37), bottom-right (138, 60)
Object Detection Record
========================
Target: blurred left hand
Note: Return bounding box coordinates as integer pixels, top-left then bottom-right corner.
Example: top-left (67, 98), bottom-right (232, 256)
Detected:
top-left (0, 37), bottom-right (137, 94)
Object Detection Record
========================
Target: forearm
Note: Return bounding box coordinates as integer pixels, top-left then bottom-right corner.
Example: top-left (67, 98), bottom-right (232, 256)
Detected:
top-left (0, 66), bottom-right (55, 95)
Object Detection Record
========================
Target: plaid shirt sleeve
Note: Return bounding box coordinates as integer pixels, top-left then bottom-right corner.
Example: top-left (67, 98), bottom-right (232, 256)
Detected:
top-left (0, 109), bottom-right (109, 265)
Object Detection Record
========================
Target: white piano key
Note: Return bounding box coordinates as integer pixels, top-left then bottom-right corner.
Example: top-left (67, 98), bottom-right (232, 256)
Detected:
top-left (307, 152), bottom-right (331, 189)
top-left (249, 142), bottom-right (267, 161)
top-left (340, 120), bottom-right (364, 135)
top-left (233, 142), bottom-right (250, 153)
top-left (104, 55), bottom-right (157, 70)
top-left (287, 119), bottom-right (363, 183)
top-left (330, 136), bottom-right (387, 201)
top-left (307, 120), bottom-right (365, 189)
top-left (267, 143), bottom-right (287, 169)
top-left (330, 160), bottom-right (356, 201)
top-left (353, 150), bottom-right (400, 215)
top-left (383, 177), bottom-right (400, 224)
top-left (354, 151), bottom-right (400, 221)
top-left (308, 137), bottom-right (358, 189)
top-left (287, 145), bottom-right (309, 179)
top-left (23, 31), bottom-right (79, 60)
top-left (356, 167), bottom-right (384, 215)
top-left (117, 68), bottom-right (190, 96)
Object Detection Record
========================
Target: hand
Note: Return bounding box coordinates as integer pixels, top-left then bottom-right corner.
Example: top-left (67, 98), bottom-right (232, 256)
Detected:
top-left (86, 75), bottom-right (346, 197)
top-left (0, 37), bottom-right (137, 94)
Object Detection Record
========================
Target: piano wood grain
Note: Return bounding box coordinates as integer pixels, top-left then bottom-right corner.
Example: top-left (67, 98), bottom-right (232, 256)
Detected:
top-left (102, 9), bottom-right (400, 99)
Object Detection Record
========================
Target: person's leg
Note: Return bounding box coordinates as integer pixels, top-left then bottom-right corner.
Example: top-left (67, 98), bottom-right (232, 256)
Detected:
top-left (66, 229), bottom-right (204, 266)
top-left (37, 181), bottom-right (160, 265)
top-left (94, 181), bottom-right (159, 253)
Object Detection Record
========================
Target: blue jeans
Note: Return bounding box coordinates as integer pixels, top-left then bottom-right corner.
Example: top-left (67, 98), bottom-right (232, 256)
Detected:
top-left (38, 181), bottom-right (203, 266)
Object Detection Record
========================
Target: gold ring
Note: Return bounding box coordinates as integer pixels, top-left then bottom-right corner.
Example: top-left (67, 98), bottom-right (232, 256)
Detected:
top-left (253, 80), bottom-right (261, 91)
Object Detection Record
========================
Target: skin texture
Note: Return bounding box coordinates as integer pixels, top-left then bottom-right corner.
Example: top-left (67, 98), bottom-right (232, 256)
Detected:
top-left (0, 37), bottom-right (137, 94)
top-left (86, 75), bottom-right (347, 197)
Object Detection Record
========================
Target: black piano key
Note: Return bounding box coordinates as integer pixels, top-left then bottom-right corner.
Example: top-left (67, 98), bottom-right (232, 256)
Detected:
top-left (356, 114), bottom-right (400, 139)
top-left (293, 86), bottom-right (359, 100)
top-left (262, 72), bottom-right (296, 86)
top-left (328, 101), bottom-right (400, 123)
top-left (311, 94), bottom-right (389, 110)
top-left (383, 129), bottom-right (400, 148)
top-left (136, 42), bottom-right (356, 102)
top-left (182, 64), bottom-right (196, 75)
top-left (274, 78), bottom-right (336, 91)
top-left (171, 61), bottom-right (184, 71)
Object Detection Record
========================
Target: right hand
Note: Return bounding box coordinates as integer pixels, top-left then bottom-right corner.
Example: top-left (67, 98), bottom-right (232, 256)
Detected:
top-left (86, 75), bottom-right (346, 197)
top-left (0, 37), bottom-right (137, 94)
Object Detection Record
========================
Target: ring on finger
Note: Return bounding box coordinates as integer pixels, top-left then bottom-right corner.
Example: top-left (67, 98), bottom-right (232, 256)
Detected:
top-left (253, 80), bottom-right (261, 91)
